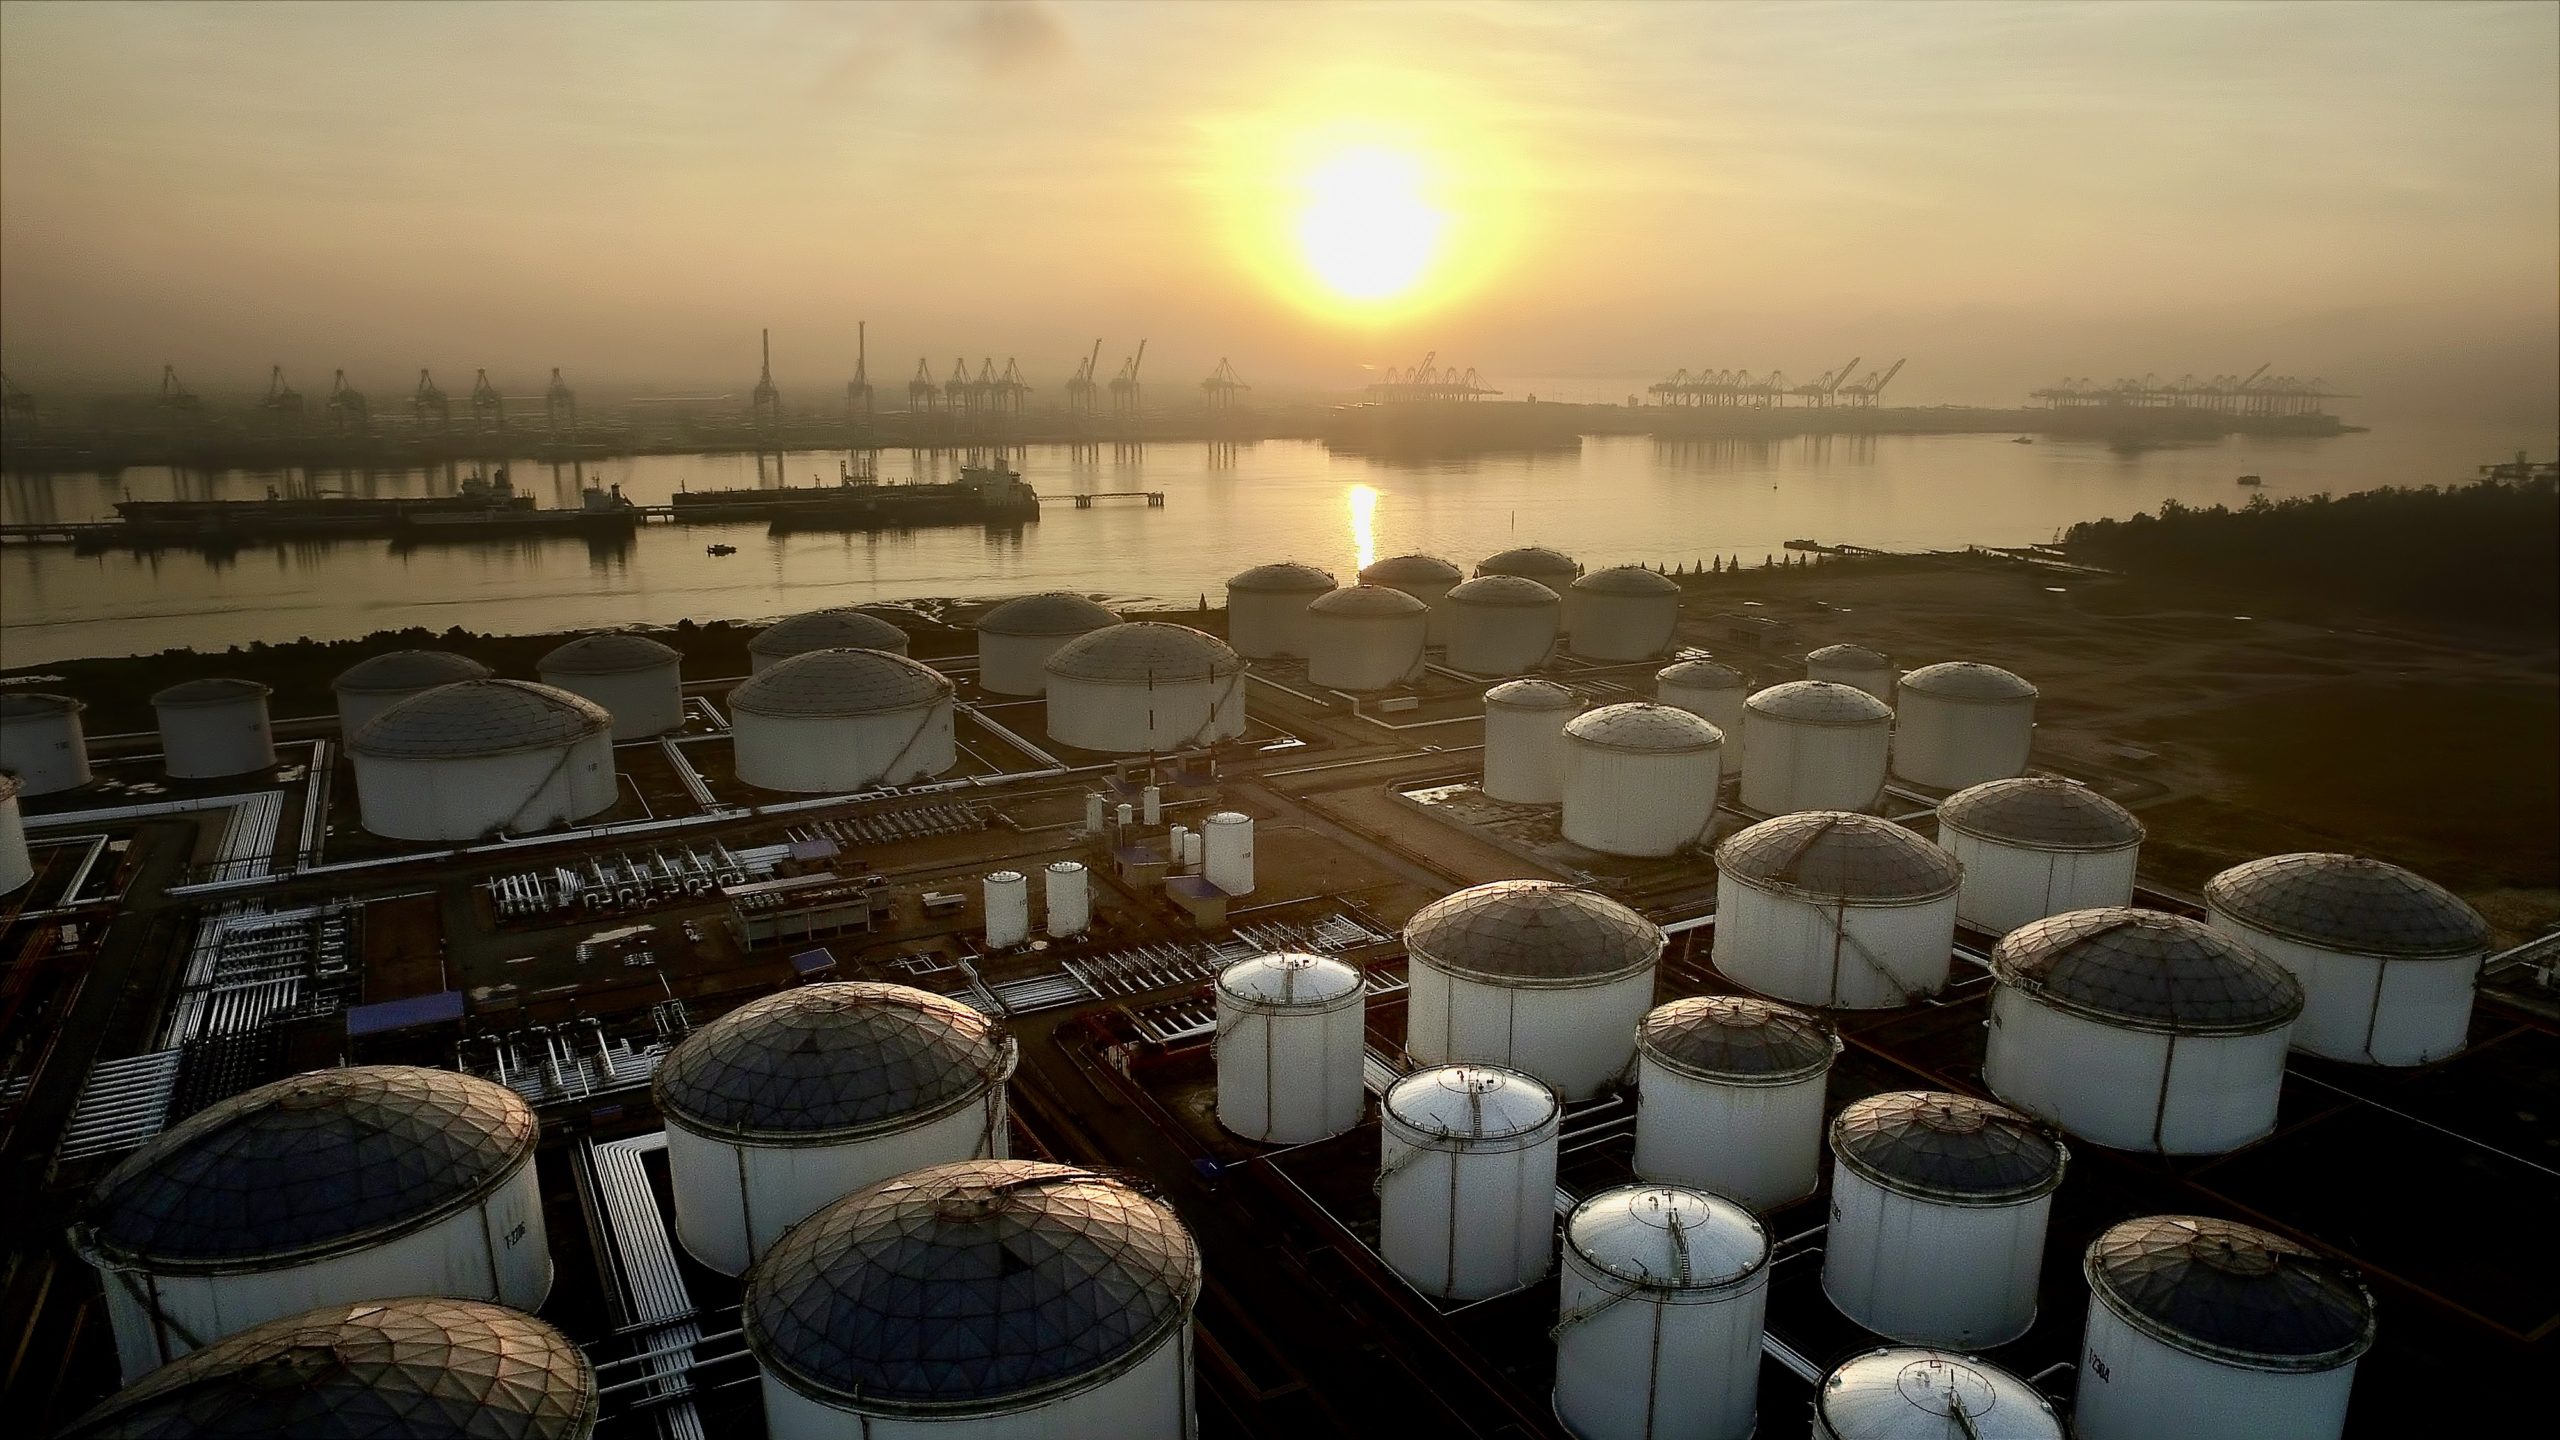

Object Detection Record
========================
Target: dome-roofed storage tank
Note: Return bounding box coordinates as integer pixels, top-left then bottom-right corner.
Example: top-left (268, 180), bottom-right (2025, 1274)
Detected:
top-left (1822, 1092), bottom-right (2066, 1349)
top-left (1477, 545), bottom-right (1583, 588)
top-left (1043, 622), bottom-right (1247, 754)
top-left (331, 650), bottom-right (492, 737)
top-left (1443, 575), bottom-right (1562, 676)
top-left (1634, 995), bottom-right (1841, 1211)
top-left (1811, 1348), bottom-right (2066, 1440)
top-left (748, 606), bottom-right (910, 672)
top-left (536, 632), bottom-right (685, 739)
top-left (975, 593), bottom-right (1122, 696)
top-left (729, 648), bottom-right (956, 792)
top-left (0, 774), bottom-right (30, 894)
top-left (0, 692), bottom-right (91, 795)
top-left (150, 679), bottom-right (275, 779)
top-left (1741, 681), bottom-right (1893, 816)
top-left (75, 1066), bottom-right (548, 1381)
top-left (1305, 584), bottom-right (1429, 691)
top-left (1565, 566), bottom-right (1683, 661)
top-left (744, 1159), bottom-right (1201, 1440)
top-left (1554, 1184), bottom-right (1773, 1440)
top-left (1214, 952), bottom-right (1367, 1144)
top-left (57, 1297), bottom-right (600, 1440)
top-left (1985, 908), bottom-right (2302, 1154)
top-left (1561, 702), bottom-right (1723, 857)
top-left (1657, 660), bottom-right (1750, 771)
top-left (1713, 812), bottom-right (1962, 1009)
top-left (655, 983), bottom-right (1018, 1275)
top-left (1403, 880), bottom-right (1664, 1101)
top-left (1892, 662), bottom-right (2037, 790)
top-left (1481, 679), bottom-right (1582, 804)
top-left (1377, 1065), bottom-right (1561, 1301)
top-left (2076, 1215), bottom-right (2376, 1440)
top-left (1936, 777), bottom-right (2143, 936)
top-left (1358, 553), bottom-right (1464, 642)
top-left (1806, 644), bottom-right (1897, 702)
top-left (349, 680), bottom-right (615, 842)
top-left (1225, 561), bottom-right (1337, 659)
top-left (2205, 852), bottom-right (2489, 1067)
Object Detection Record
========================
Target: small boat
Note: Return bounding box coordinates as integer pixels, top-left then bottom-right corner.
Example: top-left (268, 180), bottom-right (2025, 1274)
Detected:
top-left (706, 543), bottom-right (738, 556)
top-left (2010, 436), bottom-right (2035, 444)
top-left (2236, 474), bottom-right (2263, 486)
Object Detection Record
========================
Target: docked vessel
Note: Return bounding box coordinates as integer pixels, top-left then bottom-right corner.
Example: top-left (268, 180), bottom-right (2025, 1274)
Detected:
top-left (670, 461), bottom-right (1039, 529)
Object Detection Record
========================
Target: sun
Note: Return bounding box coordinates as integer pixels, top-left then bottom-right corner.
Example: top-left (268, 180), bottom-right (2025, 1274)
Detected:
top-left (1296, 146), bottom-right (1445, 304)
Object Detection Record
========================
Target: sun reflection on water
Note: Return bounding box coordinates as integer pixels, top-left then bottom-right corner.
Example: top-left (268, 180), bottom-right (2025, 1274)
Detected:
top-left (1348, 484), bottom-right (1378, 571)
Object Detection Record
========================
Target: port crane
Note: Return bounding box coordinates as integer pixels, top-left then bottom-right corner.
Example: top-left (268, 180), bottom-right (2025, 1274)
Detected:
top-left (149, 365), bottom-right (202, 414)
top-left (470, 369), bottom-right (505, 431)
top-left (751, 329), bottom-right (781, 430)
top-left (846, 322), bottom-right (873, 425)
top-left (544, 368), bottom-right (577, 437)
top-left (1109, 340), bottom-right (1147, 419)
top-left (944, 358), bottom-right (974, 418)
top-left (1201, 358), bottom-right (1249, 411)
top-left (1066, 340), bottom-right (1104, 418)
top-left (1790, 356), bottom-right (1860, 407)
top-left (328, 370), bottom-right (369, 432)
top-left (909, 358), bottom-right (939, 415)
top-left (1000, 359), bottom-right (1031, 415)
top-left (1838, 358), bottom-right (1905, 408)
top-left (412, 370), bottom-right (449, 429)
top-left (259, 365), bottom-right (305, 419)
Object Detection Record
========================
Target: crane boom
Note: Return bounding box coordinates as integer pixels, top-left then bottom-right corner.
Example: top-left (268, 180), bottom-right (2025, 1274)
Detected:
top-left (1825, 356), bottom-right (1861, 395)
top-left (1871, 358), bottom-right (1905, 398)
top-left (2235, 361), bottom-right (2271, 391)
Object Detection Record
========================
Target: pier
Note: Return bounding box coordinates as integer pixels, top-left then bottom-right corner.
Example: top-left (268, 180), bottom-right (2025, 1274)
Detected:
top-left (1054, 491), bottom-right (1166, 508)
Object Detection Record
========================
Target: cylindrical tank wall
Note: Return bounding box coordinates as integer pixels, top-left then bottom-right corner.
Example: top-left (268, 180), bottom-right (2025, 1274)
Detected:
top-left (1445, 603), bottom-right (1559, 676)
top-left (1658, 680), bottom-right (1748, 773)
top-left (1710, 878), bottom-right (1958, 1009)
top-left (1044, 675), bottom-right (1246, 754)
top-left (1214, 992), bottom-right (1367, 1145)
top-left (977, 631), bottom-right (1082, 697)
top-left (1378, 1124), bottom-right (1559, 1301)
top-left (1983, 987), bottom-right (2291, 1154)
top-left (1946, 831), bottom-right (2140, 937)
top-left (1892, 691), bottom-right (2034, 790)
top-left (1404, 964), bottom-right (1655, 1102)
top-left (984, 871), bottom-right (1029, 948)
top-left (1808, 658), bottom-right (1897, 702)
top-left (1564, 591), bottom-right (1680, 662)
top-left (1741, 715), bottom-right (1890, 815)
top-left (1482, 695), bottom-right (1578, 805)
top-left (1203, 812), bottom-right (1254, 895)
top-left (2207, 913), bottom-right (2480, 1067)
top-left (352, 732), bottom-right (617, 842)
top-left (1561, 741), bottom-right (1719, 857)
top-left (1045, 861), bottom-right (1091, 937)
top-left (539, 666), bottom-right (684, 739)
top-left (1822, 1161), bottom-right (2052, 1348)
top-left (0, 788), bottom-right (30, 894)
top-left (0, 709), bottom-right (91, 795)
top-left (1633, 1063), bottom-right (1829, 1212)
top-left (1553, 1239), bottom-right (1768, 1440)
top-left (731, 703), bottom-right (956, 792)
top-left (664, 1102), bottom-right (1005, 1276)
top-left (157, 696), bottom-right (276, 779)
top-left (1308, 612), bottom-right (1428, 691)
top-left (1227, 589), bottom-right (1317, 659)
top-left (756, 1325), bottom-right (1194, 1440)
top-left (2076, 1290), bottom-right (2359, 1440)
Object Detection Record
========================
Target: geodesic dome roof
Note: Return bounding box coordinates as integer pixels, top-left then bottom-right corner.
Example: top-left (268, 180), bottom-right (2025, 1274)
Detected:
top-left (2205, 853), bottom-right (2487, 960)
top-left (1816, 1349), bottom-right (2064, 1440)
top-left (1638, 995), bottom-right (1840, 1083)
top-left (1991, 908), bottom-right (2303, 1035)
top-left (655, 984), bottom-right (1015, 1144)
top-left (1808, 644), bottom-right (1892, 669)
top-left (536, 632), bottom-right (681, 676)
top-left (1044, 622), bottom-right (1242, 683)
top-left (1404, 880), bottom-right (1663, 985)
top-left (151, 678), bottom-right (271, 707)
top-left (2085, 1215), bottom-right (2377, 1370)
top-left (750, 607), bottom-right (910, 658)
top-left (1445, 574), bottom-right (1562, 608)
top-left (1899, 661), bottom-right (2037, 703)
top-left (1484, 678), bottom-right (1581, 711)
top-left (1564, 701), bottom-right (1723, 753)
top-left (729, 649), bottom-right (952, 717)
top-left (1477, 546), bottom-right (1581, 579)
top-left (1937, 777), bottom-right (2144, 852)
top-left (1658, 660), bottom-right (1747, 691)
top-left (84, 1066), bottom-right (537, 1270)
top-left (1308, 584), bottom-right (1429, 618)
top-left (1565, 1185), bottom-right (1769, 1293)
top-left (1571, 565), bottom-right (1680, 597)
top-left (57, 1298), bottom-right (599, 1440)
top-left (1216, 953), bottom-right (1366, 1011)
top-left (1830, 1091), bottom-right (2065, 1204)
top-left (744, 1160), bottom-right (1199, 1413)
top-left (977, 593), bottom-right (1121, 637)
top-left (1716, 812), bottom-right (1960, 903)
top-left (349, 680), bottom-right (611, 759)
top-left (1359, 553), bottom-right (1463, 585)
top-left (1226, 561), bottom-right (1338, 594)
top-left (1382, 1065), bottom-right (1560, 1141)
top-left (332, 650), bottom-right (492, 695)
top-left (1746, 679), bottom-right (1893, 725)
top-left (0, 691), bottom-right (83, 721)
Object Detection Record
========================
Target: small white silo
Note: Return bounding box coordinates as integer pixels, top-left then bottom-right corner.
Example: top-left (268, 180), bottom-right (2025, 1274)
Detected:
top-left (536, 632), bottom-right (685, 739)
top-left (1043, 622), bottom-right (1247, 754)
top-left (1403, 881), bottom-right (1664, 1101)
top-left (1181, 829), bottom-right (1205, 870)
top-left (1167, 824), bottom-right (1190, 868)
top-left (728, 648), bottom-right (956, 792)
top-left (1358, 553), bottom-right (1464, 643)
top-left (1142, 783), bottom-right (1163, 825)
top-left (1477, 545), bottom-right (1584, 589)
top-left (1214, 952), bottom-right (1367, 1143)
top-left (984, 870), bottom-right (1030, 948)
top-left (1812, 1348), bottom-right (2066, 1440)
top-left (75, 1066), bottom-right (549, 1381)
top-left (1712, 812), bottom-right (1963, 1009)
top-left (1045, 860), bottom-right (1090, 937)
top-left (0, 692), bottom-right (91, 795)
top-left (1936, 777), bottom-right (2144, 936)
top-left (1741, 681), bottom-right (1893, 815)
top-left (2076, 1215), bottom-right (2377, 1440)
top-left (0, 774), bottom-right (31, 895)
top-left (149, 679), bottom-right (276, 779)
top-left (744, 1160), bottom-right (1200, 1440)
top-left (1225, 561), bottom-right (1337, 659)
top-left (1564, 566), bottom-right (1683, 661)
top-left (1442, 575), bottom-right (1563, 676)
top-left (1203, 810), bottom-right (1254, 895)
top-left (1658, 659), bottom-right (1751, 772)
top-left (1553, 1184), bottom-right (1773, 1440)
top-left (350, 680), bottom-right (616, 842)
top-left (1561, 702), bottom-right (1723, 857)
top-left (1806, 643), bottom-right (1897, 702)
top-left (1481, 679), bottom-right (1582, 804)
top-left (1305, 585), bottom-right (1430, 690)
top-left (748, 607), bottom-right (909, 672)
top-left (1633, 995), bottom-right (1841, 1211)
top-left (1821, 1091), bottom-right (2067, 1349)
top-left (1984, 908), bottom-right (2303, 1154)
top-left (331, 649), bottom-right (492, 736)
top-left (1376, 1064), bottom-right (1561, 1301)
top-left (2205, 852), bottom-right (2489, 1067)
top-left (974, 592), bottom-right (1122, 696)
top-left (656, 984), bottom-right (1017, 1276)
top-left (1892, 662), bottom-right (2038, 790)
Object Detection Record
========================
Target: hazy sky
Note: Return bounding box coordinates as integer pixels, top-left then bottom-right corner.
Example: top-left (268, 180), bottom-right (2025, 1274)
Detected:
top-left (4, 0), bottom-right (2554, 423)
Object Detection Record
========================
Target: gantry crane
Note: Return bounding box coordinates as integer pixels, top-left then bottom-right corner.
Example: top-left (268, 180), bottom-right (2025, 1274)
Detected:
top-left (751, 329), bottom-right (782, 430)
top-left (1201, 358), bottom-right (1249, 411)
top-left (847, 322), bottom-right (873, 425)
top-left (1000, 359), bottom-right (1031, 415)
top-left (157, 365), bottom-right (203, 413)
top-left (1066, 339), bottom-right (1104, 418)
top-left (470, 369), bottom-right (505, 431)
top-left (544, 368), bottom-right (576, 436)
top-left (413, 370), bottom-right (449, 428)
top-left (909, 358), bottom-right (939, 414)
top-left (261, 365), bottom-right (305, 419)
top-left (328, 370), bottom-right (369, 431)
top-left (1109, 340), bottom-right (1147, 419)
top-left (1840, 358), bottom-right (1905, 407)
top-left (944, 358), bottom-right (974, 417)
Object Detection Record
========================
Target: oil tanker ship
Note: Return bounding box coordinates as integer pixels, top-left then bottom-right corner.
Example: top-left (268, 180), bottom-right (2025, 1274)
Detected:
top-left (668, 461), bottom-right (1039, 529)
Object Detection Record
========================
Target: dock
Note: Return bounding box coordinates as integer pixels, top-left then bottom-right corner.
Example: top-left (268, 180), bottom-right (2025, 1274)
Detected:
top-left (1050, 491), bottom-right (1166, 508)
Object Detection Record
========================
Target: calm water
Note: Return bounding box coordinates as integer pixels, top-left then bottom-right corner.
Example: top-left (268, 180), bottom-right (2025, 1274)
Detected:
top-left (0, 424), bottom-right (2524, 666)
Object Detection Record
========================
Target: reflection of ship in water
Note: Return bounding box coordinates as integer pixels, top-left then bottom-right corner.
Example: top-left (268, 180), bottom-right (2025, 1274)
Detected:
top-left (669, 460), bottom-right (1040, 531)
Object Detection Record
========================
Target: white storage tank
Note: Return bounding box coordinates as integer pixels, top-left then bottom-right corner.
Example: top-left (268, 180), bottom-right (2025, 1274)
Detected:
top-left (1657, 659), bottom-right (1750, 771)
top-left (1443, 575), bottom-right (1562, 676)
top-left (1893, 662), bottom-right (2038, 790)
top-left (1225, 561), bottom-right (1336, 659)
top-left (1554, 1184), bottom-right (1772, 1440)
top-left (1565, 565), bottom-right (1683, 661)
top-left (2205, 852), bottom-right (2490, 1067)
top-left (655, 983), bottom-right (1017, 1275)
top-left (1822, 1091), bottom-right (2067, 1349)
top-left (536, 632), bottom-right (685, 739)
top-left (0, 692), bottom-right (91, 795)
top-left (729, 648), bottom-right (955, 792)
top-left (1202, 810), bottom-right (1254, 895)
top-left (151, 679), bottom-right (276, 779)
top-left (350, 680), bottom-right (616, 842)
top-left (1742, 680), bottom-right (1893, 815)
top-left (1985, 908), bottom-right (2302, 1154)
top-left (0, 774), bottom-right (30, 895)
top-left (1812, 1348), bottom-right (2066, 1440)
top-left (75, 1066), bottom-right (549, 1382)
top-left (749, 606), bottom-right (909, 672)
top-left (1481, 679), bottom-right (1582, 804)
top-left (331, 649), bottom-right (491, 736)
top-left (1713, 812), bottom-right (1962, 1008)
top-left (985, 870), bottom-right (1030, 948)
top-left (1305, 584), bottom-right (1430, 690)
top-left (975, 592), bottom-right (1122, 696)
top-left (1806, 643), bottom-right (1896, 702)
top-left (1214, 952), bottom-right (1368, 1143)
top-left (1043, 622), bottom-right (1247, 754)
top-left (1357, 552), bottom-right (1464, 643)
top-left (1403, 880), bottom-right (1663, 1101)
top-left (1477, 545), bottom-right (1583, 589)
top-left (1936, 777), bottom-right (2144, 936)
top-left (1045, 860), bottom-right (1091, 937)
top-left (1377, 1065), bottom-right (1561, 1300)
top-left (1633, 995), bottom-right (1841, 1211)
top-left (1561, 702), bottom-right (1723, 857)
top-left (2076, 1214), bottom-right (2376, 1440)
top-left (744, 1160), bottom-right (1200, 1440)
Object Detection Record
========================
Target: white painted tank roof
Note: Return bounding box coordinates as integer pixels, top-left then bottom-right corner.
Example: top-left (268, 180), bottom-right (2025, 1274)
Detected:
top-left (1216, 952), bottom-right (1365, 1009)
top-left (2084, 1214), bottom-right (2377, 1370)
top-left (1815, 1348), bottom-right (2065, 1440)
top-left (1383, 1064), bottom-right (1559, 1139)
top-left (1476, 546), bottom-right (1581, 579)
top-left (2205, 852), bottom-right (2487, 959)
top-left (1570, 564), bottom-right (1681, 596)
top-left (1992, 907), bottom-right (2304, 1035)
top-left (1227, 561), bottom-right (1338, 593)
top-left (1564, 701), bottom-right (1723, 753)
top-left (1638, 995), bottom-right (1839, 1083)
top-left (349, 679), bottom-right (611, 759)
top-left (729, 648), bottom-right (951, 716)
top-left (1829, 1091), bottom-right (2066, 1205)
top-left (749, 607), bottom-right (908, 657)
top-left (1717, 812), bottom-right (1960, 903)
top-left (977, 592), bottom-right (1122, 636)
top-left (1936, 777), bottom-right (2144, 852)
top-left (150, 677), bottom-right (271, 706)
top-left (1404, 880), bottom-right (1663, 984)
top-left (1658, 659), bottom-right (1747, 690)
top-left (1358, 553), bottom-right (1464, 584)
top-left (1746, 679), bottom-right (1893, 724)
top-left (331, 649), bottom-right (492, 695)
top-left (654, 983), bottom-right (1013, 1143)
top-left (1444, 574), bottom-right (1562, 608)
top-left (1044, 622), bottom-right (1242, 682)
top-left (1484, 678), bottom-right (1581, 711)
top-left (1898, 660), bottom-right (2036, 702)
top-left (1808, 643), bottom-right (1892, 668)
top-left (537, 632), bottom-right (682, 676)
top-left (1308, 584), bottom-right (1429, 617)
top-left (1565, 1184), bottom-right (1769, 1293)
top-left (0, 691), bottom-right (83, 720)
